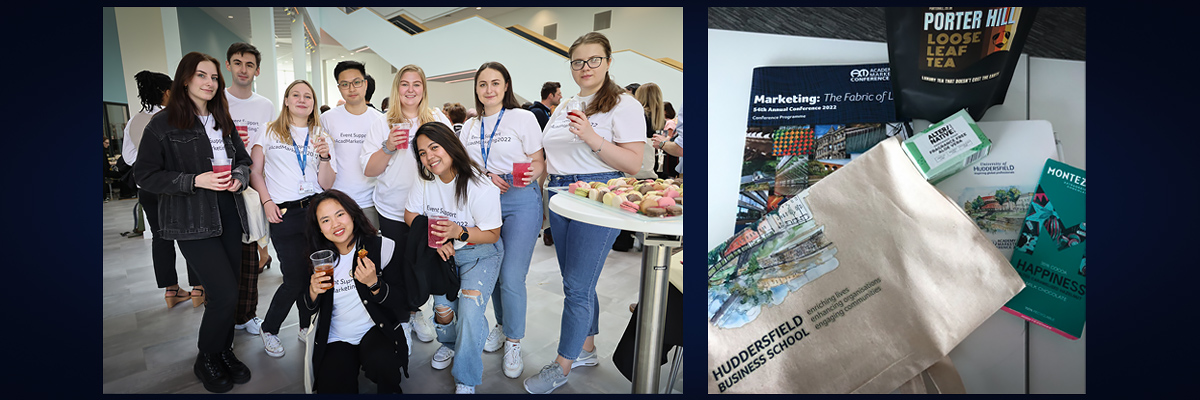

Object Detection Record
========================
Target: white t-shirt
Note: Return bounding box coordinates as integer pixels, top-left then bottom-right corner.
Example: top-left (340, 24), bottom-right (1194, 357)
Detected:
top-left (459, 108), bottom-right (543, 175)
top-left (360, 112), bottom-right (452, 220)
top-left (252, 125), bottom-right (339, 203)
top-left (543, 92), bottom-right (645, 175)
top-left (122, 106), bottom-right (163, 165)
top-left (225, 89), bottom-right (276, 149)
top-left (202, 115), bottom-right (226, 159)
top-left (327, 237), bottom-right (396, 345)
top-left (321, 106), bottom-right (387, 208)
top-left (405, 173), bottom-right (502, 250)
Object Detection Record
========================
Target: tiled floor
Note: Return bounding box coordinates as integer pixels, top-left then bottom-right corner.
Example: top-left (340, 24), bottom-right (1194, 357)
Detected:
top-left (101, 197), bottom-right (683, 394)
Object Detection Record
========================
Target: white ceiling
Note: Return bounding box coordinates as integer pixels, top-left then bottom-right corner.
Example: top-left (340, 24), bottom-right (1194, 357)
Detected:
top-left (197, 7), bottom-right (522, 68)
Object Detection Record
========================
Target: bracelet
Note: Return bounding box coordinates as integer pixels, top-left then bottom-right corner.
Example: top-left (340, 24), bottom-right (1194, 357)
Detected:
top-left (262, 199), bottom-right (273, 205)
top-left (381, 139), bottom-right (397, 155)
top-left (592, 141), bottom-right (604, 154)
top-left (368, 280), bottom-right (381, 291)
top-left (319, 156), bottom-right (331, 162)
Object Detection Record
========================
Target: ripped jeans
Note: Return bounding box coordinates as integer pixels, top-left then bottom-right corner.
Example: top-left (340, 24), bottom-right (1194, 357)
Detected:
top-left (433, 240), bottom-right (504, 386)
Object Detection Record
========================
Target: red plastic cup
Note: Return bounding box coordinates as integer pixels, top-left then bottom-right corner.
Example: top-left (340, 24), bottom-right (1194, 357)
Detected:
top-left (512, 160), bottom-right (532, 187)
top-left (428, 215), bottom-right (449, 248)
top-left (210, 157), bottom-right (232, 175)
top-left (391, 122), bottom-right (411, 150)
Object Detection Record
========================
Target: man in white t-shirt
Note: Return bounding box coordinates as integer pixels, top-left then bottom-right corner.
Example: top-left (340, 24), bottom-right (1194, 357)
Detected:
top-left (225, 42), bottom-right (277, 336)
top-left (321, 60), bottom-right (386, 229)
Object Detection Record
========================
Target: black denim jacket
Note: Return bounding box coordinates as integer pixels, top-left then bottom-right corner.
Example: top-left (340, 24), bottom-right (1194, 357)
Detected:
top-left (133, 110), bottom-right (252, 241)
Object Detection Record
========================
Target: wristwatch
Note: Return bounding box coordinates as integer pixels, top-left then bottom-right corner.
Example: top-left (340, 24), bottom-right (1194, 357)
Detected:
top-left (368, 279), bottom-right (381, 291)
top-left (381, 139), bottom-right (396, 155)
top-left (458, 225), bottom-right (470, 242)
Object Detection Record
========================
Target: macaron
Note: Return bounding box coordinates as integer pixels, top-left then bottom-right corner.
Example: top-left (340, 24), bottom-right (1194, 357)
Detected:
top-left (644, 207), bottom-right (666, 217)
top-left (663, 187), bottom-right (680, 199)
top-left (666, 205), bottom-right (683, 216)
top-left (619, 200), bottom-right (639, 213)
top-left (602, 192), bottom-right (617, 206)
top-left (640, 197), bottom-right (658, 214)
top-left (574, 187), bottom-right (589, 197)
top-left (588, 188), bottom-right (602, 201)
top-left (626, 192), bottom-right (642, 203)
top-left (656, 196), bottom-right (676, 208)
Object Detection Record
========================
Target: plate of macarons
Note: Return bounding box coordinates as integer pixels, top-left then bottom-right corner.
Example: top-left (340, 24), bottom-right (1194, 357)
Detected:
top-left (548, 177), bottom-right (682, 221)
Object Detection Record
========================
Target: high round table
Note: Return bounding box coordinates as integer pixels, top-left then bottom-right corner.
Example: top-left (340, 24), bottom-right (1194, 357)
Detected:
top-left (548, 191), bottom-right (683, 394)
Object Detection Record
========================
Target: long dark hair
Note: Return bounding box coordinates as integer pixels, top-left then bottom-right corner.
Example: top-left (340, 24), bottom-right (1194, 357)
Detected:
top-left (134, 70), bottom-right (171, 112)
top-left (472, 61), bottom-right (521, 116)
top-left (305, 189), bottom-right (379, 267)
top-left (569, 32), bottom-right (625, 116)
top-left (411, 122), bottom-right (484, 207)
top-left (166, 52), bottom-right (236, 137)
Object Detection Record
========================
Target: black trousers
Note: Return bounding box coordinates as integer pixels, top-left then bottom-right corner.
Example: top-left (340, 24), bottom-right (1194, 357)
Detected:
top-left (262, 201), bottom-right (312, 335)
top-left (315, 327), bottom-right (403, 394)
top-left (612, 284), bottom-right (683, 382)
top-left (377, 214), bottom-right (414, 319)
top-left (176, 191), bottom-right (243, 353)
top-left (140, 189), bottom-right (199, 288)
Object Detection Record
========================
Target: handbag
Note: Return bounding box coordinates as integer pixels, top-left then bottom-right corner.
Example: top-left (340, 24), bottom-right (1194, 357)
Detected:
top-left (240, 187), bottom-right (270, 244)
top-left (707, 137), bottom-right (1025, 393)
top-left (302, 310), bottom-right (319, 393)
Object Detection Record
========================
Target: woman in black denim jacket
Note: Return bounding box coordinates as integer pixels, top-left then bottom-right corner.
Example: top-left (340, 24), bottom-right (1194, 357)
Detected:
top-left (133, 52), bottom-right (253, 393)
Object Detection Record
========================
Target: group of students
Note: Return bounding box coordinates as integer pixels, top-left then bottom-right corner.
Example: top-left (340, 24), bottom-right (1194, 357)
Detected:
top-left (124, 31), bottom-right (683, 394)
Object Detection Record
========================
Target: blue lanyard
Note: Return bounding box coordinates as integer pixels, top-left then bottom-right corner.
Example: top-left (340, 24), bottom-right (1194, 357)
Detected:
top-left (291, 131), bottom-right (309, 179)
top-left (479, 108), bottom-right (505, 170)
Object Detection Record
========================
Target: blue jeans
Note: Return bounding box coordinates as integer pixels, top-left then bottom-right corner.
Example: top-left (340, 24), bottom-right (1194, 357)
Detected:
top-left (490, 173), bottom-right (542, 341)
top-left (547, 171), bottom-right (623, 360)
top-left (434, 241), bottom-right (504, 386)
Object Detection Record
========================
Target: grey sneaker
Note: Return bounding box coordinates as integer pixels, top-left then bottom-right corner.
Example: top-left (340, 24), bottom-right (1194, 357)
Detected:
top-left (483, 325), bottom-right (505, 353)
top-left (571, 347), bottom-right (599, 369)
top-left (524, 362), bottom-right (568, 394)
top-left (432, 345), bottom-right (455, 370)
top-left (234, 317), bottom-right (263, 335)
top-left (455, 383), bottom-right (475, 394)
top-left (414, 310), bottom-right (437, 343)
top-left (261, 332), bottom-right (285, 358)
top-left (297, 327), bottom-right (308, 343)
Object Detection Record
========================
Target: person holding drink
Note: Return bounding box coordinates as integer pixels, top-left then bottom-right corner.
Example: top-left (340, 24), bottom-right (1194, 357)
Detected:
top-left (404, 122), bottom-right (503, 394)
top-left (249, 80), bottom-right (337, 358)
top-left (361, 64), bottom-right (451, 349)
top-left (133, 52), bottom-right (253, 393)
top-left (524, 32), bottom-right (646, 394)
top-left (301, 189), bottom-right (408, 393)
top-left (458, 61), bottom-right (545, 379)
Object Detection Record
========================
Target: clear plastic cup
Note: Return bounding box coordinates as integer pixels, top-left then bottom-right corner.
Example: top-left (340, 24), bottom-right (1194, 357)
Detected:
top-left (390, 122), bottom-right (412, 150)
top-left (428, 215), bottom-right (450, 248)
top-left (512, 157), bottom-right (533, 188)
top-left (310, 249), bottom-right (336, 289)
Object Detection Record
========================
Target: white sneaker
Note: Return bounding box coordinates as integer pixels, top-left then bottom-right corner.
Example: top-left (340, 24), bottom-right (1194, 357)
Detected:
top-left (414, 310), bottom-right (437, 343)
top-left (298, 327), bottom-right (308, 343)
top-left (503, 341), bottom-right (524, 378)
top-left (234, 317), bottom-right (263, 335)
top-left (432, 345), bottom-right (455, 370)
top-left (401, 322), bottom-right (413, 356)
top-left (455, 383), bottom-right (475, 394)
top-left (261, 332), bottom-right (285, 358)
top-left (484, 325), bottom-right (506, 353)
top-left (571, 347), bottom-right (598, 369)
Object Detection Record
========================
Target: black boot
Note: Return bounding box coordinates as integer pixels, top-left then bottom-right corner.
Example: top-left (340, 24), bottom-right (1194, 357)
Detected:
top-left (194, 352), bottom-right (234, 393)
top-left (219, 348), bottom-right (252, 384)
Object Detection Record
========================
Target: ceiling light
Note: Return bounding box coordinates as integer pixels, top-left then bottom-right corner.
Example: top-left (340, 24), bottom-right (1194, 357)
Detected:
top-left (227, 15), bottom-right (233, 19)
top-left (476, 7), bottom-right (481, 10)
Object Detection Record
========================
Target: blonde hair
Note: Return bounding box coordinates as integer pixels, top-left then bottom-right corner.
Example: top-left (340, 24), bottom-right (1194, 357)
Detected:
top-left (386, 65), bottom-right (438, 126)
top-left (635, 82), bottom-right (664, 131)
top-left (267, 80), bottom-right (322, 143)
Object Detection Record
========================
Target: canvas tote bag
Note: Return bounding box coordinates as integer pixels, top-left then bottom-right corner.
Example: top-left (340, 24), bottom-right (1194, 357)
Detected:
top-left (707, 137), bottom-right (1025, 393)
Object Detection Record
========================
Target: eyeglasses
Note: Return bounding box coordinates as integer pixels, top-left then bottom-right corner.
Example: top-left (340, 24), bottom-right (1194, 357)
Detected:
top-left (337, 79), bottom-right (365, 89)
top-left (570, 56), bottom-right (608, 71)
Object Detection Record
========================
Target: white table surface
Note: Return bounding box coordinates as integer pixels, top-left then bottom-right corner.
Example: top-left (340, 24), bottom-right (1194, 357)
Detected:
top-left (548, 191), bottom-right (683, 236)
top-left (707, 29), bottom-right (1085, 394)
